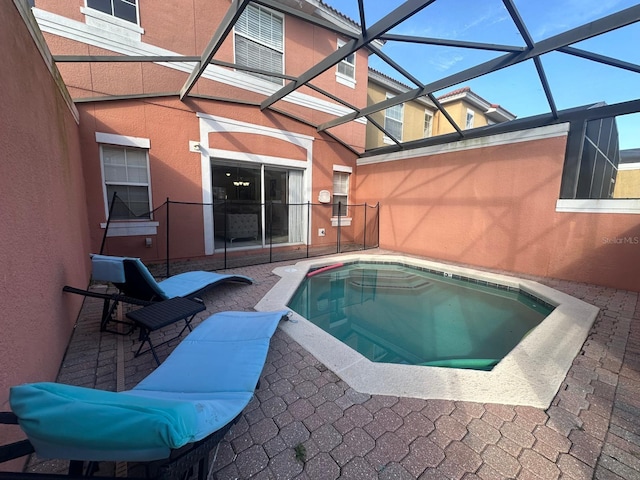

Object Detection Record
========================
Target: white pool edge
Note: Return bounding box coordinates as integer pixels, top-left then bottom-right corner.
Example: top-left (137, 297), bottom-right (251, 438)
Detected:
top-left (255, 253), bottom-right (600, 408)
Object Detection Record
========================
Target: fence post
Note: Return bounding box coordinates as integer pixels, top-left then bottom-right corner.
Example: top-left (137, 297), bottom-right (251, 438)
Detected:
top-left (306, 202), bottom-right (311, 258)
top-left (268, 201), bottom-right (273, 264)
top-left (363, 203), bottom-right (367, 250)
top-left (165, 198), bottom-right (170, 278)
top-left (337, 202), bottom-right (342, 254)
top-left (376, 203), bottom-right (380, 248)
top-left (99, 191), bottom-right (119, 255)
top-left (223, 201), bottom-right (227, 270)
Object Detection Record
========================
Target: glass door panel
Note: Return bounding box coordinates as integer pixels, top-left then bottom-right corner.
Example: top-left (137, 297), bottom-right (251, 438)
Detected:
top-left (265, 168), bottom-right (288, 244)
top-left (212, 162), bottom-right (262, 248)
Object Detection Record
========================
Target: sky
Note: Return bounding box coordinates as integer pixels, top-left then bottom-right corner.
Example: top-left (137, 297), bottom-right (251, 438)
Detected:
top-left (320, 0), bottom-right (640, 149)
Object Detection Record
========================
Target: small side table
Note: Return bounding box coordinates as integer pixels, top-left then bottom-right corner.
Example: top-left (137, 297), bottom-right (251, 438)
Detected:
top-left (126, 297), bottom-right (206, 365)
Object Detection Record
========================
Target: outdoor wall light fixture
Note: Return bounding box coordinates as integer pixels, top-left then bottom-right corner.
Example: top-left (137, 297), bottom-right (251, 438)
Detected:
top-left (233, 181), bottom-right (250, 187)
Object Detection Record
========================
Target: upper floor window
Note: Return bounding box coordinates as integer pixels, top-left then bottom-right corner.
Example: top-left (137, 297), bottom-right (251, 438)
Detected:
top-left (235, 4), bottom-right (284, 85)
top-left (336, 39), bottom-right (356, 88)
top-left (101, 144), bottom-right (152, 220)
top-left (333, 169), bottom-right (350, 217)
top-left (384, 93), bottom-right (403, 142)
top-left (465, 108), bottom-right (475, 129)
top-left (424, 111), bottom-right (434, 138)
top-left (87, 0), bottom-right (138, 24)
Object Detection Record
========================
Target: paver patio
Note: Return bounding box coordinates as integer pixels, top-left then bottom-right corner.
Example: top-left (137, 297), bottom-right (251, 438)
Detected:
top-left (25, 251), bottom-right (640, 479)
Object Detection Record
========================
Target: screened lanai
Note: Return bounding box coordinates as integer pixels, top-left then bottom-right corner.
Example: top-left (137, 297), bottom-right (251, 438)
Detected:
top-left (51, 0), bottom-right (640, 152)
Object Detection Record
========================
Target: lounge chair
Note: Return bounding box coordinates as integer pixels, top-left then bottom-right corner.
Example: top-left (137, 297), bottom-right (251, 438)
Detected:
top-left (0, 309), bottom-right (289, 479)
top-left (63, 254), bottom-right (253, 333)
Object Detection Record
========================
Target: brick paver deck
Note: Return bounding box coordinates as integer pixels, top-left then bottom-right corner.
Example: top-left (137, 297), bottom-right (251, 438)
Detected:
top-left (26, 252), bottom-right (640, 479)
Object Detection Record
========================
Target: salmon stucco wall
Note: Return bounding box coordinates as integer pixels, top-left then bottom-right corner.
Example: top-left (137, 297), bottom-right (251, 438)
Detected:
top-left (356, 128), bottom-right (640, 291)
top-left (0, 3), bottom-right (91, 469)
top-left (77, 97), bottom-right (358, 261)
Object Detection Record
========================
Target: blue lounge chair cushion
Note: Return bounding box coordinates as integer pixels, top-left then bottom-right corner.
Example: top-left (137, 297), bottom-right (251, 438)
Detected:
top-left (9, 309), bottom-right (288, 462)
top-left (10, 383), bottom-right (199, 460)
top-left (158, 271), bottom-right (253, 299)
top-left (90, 254), bottom-right (253, 301)
top-left (91, 254), bottom-right (130, 283)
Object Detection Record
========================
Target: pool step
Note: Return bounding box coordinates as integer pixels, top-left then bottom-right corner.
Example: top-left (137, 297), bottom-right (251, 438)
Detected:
top-left (348, 269), bottom-right (432, 292)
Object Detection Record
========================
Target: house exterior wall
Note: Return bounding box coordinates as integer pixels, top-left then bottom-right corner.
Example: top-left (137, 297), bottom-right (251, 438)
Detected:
top-left (356, 126), bottom-right (640, 291)
top-left (32, 0), bottom-right (368, 151)
top-left (0, 2), bottom-right (90, 469)
top-left (614, 169), bottom-right (640, 198)
top-left (366, 81), bottom-right (500, 149)
top-left (78, 97), bottom-right (358, 259)
top-left (365, 81), bottom-right (434, 148)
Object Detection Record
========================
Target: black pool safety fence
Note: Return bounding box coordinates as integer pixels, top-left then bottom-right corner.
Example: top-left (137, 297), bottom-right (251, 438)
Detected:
top-left (100, 193), bottom-right (380, 278)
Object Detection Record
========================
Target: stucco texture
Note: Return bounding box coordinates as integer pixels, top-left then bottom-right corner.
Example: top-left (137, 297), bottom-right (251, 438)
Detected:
top-left (0, 2), bottom-right (91, 470)
top-left (356, 134), bottom-right (640, 291)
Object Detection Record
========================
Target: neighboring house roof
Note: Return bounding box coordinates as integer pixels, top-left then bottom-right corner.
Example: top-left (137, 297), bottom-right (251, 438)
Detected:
top-left (303, 0), bottom-right (385, 48)
top-left (367, 68), bottom-right (517, 123)
top-left (437, 87), bottom-right (517, 123)
top-left (367, 68), bottom-right (436, 109)
top-left (620, 148), bottom-right (640, 164)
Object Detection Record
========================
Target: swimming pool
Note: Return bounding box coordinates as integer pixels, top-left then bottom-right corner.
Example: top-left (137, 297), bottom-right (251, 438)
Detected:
top-left (255, 253), bottom-right (599, 407)
top-left (287, 262), bottom-right (554, 371)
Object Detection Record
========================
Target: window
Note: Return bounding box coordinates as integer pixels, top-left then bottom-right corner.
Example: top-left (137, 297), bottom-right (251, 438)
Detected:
top-left (384, 93), bottom-right (403, 141)
top-left (101, 145), bottom-right (151, 220)
top-left (336, 39), bottom-right (356, 87)
top-left (465, 109), bottom-right (475, 129)
top-left (424, 111), bottom-right (433, 138)
top-left (86, 0), bottom-right (138, 24)
top-left (333, 171), bottom-right (349, 217)
top-left (234, 4), bottom-right (284, 85)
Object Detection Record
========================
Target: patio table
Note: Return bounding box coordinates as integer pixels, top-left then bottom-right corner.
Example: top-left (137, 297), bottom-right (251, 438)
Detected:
top-left (126, 296), bottom-right (206, 365)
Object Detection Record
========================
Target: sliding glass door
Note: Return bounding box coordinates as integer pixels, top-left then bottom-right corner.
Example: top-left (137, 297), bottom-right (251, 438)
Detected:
top-left (212, 160), bottom-right (305, 249)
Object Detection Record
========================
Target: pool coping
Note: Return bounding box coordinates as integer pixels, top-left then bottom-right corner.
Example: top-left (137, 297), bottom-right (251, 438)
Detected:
top-left (255, 253), bottom-right (600, 408)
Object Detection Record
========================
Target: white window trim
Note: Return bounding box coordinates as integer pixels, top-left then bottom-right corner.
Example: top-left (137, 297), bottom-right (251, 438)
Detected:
top-left (465, 108), bottom-right (475, 129)
top-left (332, 165), bottom-right (352, 226)
top-left (33, 9), bottom-right (367, 124)
top-left (81, 5), bottom-right (143, 39)
top-left (95, 132), bottom-right (150, 149)
top-left (197, 113), bottom-right (314, 255)
top-left (99, 220), bottom-right (160, 237)
top-left (96, 132), bottom-right (156, 235)
top-left (424, 110), bottom-right (434, 138)
top-left (336, 39), bottom-right (356, 89)
top-left (618, 162), bottom-right (640, 171)
top-left (555, 199), bottom-right (640, 214)
top-left (383, 92), bottom-right (403, 144)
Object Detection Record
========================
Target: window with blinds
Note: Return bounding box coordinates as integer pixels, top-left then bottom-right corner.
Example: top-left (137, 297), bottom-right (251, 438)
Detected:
top-left (102, 145), bottom-right (151, 220)
top-left (87, 0), bottom-right (138, 24)
top-left (333, 171), bottom-right (349, 217)
top-left (384, 93), bottom-right (403, 141)
top-left (235, 4), bottom-right (284, 85)
top-left (336, 39), bottom-right (355, 80)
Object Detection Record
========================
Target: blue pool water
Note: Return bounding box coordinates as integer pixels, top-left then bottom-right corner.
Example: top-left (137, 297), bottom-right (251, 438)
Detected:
top-left (287, 262), bottom-right (554, 370)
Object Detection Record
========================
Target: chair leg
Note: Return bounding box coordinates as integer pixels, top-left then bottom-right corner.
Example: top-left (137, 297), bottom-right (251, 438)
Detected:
top-left (135, 328), bottom-right (160, 366)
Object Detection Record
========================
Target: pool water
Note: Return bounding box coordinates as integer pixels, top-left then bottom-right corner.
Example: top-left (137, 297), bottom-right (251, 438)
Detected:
top-left (287, 262), bottom-right (554, 371)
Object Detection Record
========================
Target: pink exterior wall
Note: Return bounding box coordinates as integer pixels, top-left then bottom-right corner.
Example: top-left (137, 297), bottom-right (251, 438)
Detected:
top-left (35, 0), bottom-right (368, 151)
top-left (0, 3), bottom-right (90, 469)
top-left (77, 98), bottom-right (358, 259)
top-left (356, 133), bottom-right (640, 291)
